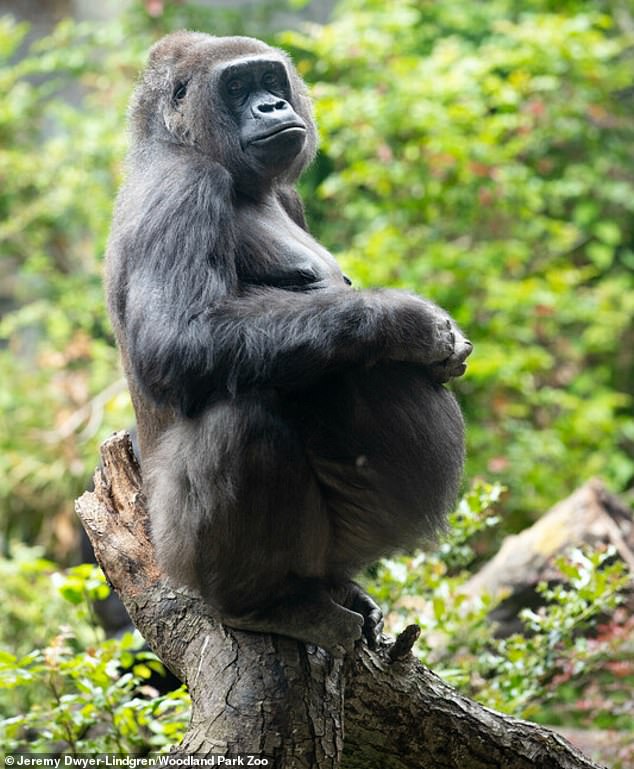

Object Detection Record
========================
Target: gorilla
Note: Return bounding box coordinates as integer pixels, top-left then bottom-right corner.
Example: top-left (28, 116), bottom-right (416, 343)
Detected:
top-left (105, 31), bottom-right (472, 655)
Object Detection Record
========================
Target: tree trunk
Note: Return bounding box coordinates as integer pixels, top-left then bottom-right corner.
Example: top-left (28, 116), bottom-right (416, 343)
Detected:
top-left (75, 431), bottom-right (606, 769)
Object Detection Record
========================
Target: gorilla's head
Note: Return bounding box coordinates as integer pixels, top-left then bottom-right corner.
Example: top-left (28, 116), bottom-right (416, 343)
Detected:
top-left (129, 31), bottom-right (318, 189)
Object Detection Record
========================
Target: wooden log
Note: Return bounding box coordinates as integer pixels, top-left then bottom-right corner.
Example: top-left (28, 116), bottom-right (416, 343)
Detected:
top-left (76, 431), bottom-right (606, 769)
top-left (464, 480), bottom-right (634, 635)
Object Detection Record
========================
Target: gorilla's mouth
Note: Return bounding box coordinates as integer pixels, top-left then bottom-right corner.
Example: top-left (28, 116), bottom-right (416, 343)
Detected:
top-left (250, 123), bottom-right (306, 145)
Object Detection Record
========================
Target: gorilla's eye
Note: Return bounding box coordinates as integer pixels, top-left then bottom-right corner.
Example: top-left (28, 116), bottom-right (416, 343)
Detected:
top-left (262, 72), bottom-right (281, 90)
top-left (173, 81), bottom-right (188, 102)
top-left (226, 78), bottom-right (245, 96)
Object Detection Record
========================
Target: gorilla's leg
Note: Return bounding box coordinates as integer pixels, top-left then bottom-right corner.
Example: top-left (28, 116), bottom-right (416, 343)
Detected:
top-left (145, 395), bottom-right (366, 655)
top-left (298, 364), bottom-right (465, 573)
top-left (222, 580), bottom-right (366, 656)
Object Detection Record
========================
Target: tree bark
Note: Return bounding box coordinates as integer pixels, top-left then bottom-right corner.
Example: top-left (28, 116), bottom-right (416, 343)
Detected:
top-left (75, 431), bottom-right (606, 769)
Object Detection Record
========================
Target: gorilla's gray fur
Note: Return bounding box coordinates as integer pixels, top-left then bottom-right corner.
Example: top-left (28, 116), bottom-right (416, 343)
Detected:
top-left (105, 31), bottom-right (472, 655)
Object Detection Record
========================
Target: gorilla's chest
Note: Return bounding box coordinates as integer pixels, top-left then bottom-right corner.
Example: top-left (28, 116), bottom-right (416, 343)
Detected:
top-left (236, 202), bottom-right (344, 292)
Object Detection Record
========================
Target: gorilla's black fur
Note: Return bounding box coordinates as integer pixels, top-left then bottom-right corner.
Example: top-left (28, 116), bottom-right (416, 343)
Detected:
top-left (105, 31), bottom-right (472, 655)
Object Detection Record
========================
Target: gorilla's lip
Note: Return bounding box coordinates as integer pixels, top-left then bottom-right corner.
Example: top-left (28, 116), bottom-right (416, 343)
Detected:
top-left (249, 123), bottom-right (306, 144)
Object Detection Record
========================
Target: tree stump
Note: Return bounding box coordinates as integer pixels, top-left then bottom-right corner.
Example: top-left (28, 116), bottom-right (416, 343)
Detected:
top-left (75, 431), bottom-right (606, 769)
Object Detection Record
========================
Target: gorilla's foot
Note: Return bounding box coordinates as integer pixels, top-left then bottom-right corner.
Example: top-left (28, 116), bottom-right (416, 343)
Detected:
top-left (330, 580), bottom-right (384, 650)
top-left (221, 594), bottom-right (365, 656)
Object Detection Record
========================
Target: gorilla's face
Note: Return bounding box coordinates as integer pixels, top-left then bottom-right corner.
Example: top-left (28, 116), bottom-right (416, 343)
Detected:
top-left (220, 56), bottom-right (307, 175)
top-left (130, 33), bottom-right (317, 189)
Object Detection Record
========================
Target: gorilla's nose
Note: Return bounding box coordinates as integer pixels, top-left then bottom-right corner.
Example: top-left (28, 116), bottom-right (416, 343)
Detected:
top-left (255, 98), bottom-right (289, 114)
top-left (459, 339), bottom-right (474, 361)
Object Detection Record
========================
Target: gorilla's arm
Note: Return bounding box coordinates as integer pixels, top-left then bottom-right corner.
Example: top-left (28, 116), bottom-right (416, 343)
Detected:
top-left (127, 282), bottom-right (458, 414)
top-left (114, 161), bottom-right (466, 416)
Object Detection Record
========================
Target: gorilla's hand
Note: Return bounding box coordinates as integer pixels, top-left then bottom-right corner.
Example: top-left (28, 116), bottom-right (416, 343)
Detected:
top-left (428, 317), bottom-right (473, 382)
top-left (376, 292), bottom-right (472, 377)
top-left (385, 296), bottom-right (472, 378)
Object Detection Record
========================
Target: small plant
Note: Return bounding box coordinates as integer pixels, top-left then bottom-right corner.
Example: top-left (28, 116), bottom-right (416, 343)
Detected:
top-left (0, 560), bottom-right (190, 753)
top-left (478, 547), bottom-right (629, 717)
top-left (368, 482), bottom-right (629, 722)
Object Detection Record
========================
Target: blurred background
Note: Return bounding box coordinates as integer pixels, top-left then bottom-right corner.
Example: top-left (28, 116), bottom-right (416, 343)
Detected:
top-left (0, 0), bottom-right (632, 762)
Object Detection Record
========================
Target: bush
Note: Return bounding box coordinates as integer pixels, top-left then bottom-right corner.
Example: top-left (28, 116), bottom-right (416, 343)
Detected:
top-left (366, 481), bottom-right (631, 725)
top-left (0, 17), bottom-right (143, 549)
top-left (0, 558), bottom-right (190, 752)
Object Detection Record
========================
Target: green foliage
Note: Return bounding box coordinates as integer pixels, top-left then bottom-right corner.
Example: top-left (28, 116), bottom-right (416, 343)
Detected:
top-left (1, 0), bottom-right (632, 751)
top-left (0, 545), bottom-right (94, 658)
top-left (479, 549), bottom-right (628, 716)
top-left (0, 557), bottom-right (190, 753)
top-left (2, 486), bottom-right (629, 751)
top-left (367, 481), bottom-right (631, 725)
top-left (0, 17), bottom-right (145, 549)
top-left (539, 608), bottom-right (634, 736)
top-left (283, 0), bottom-right (634, 523)
top-left (0, 634), bottom-right (190, 753)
